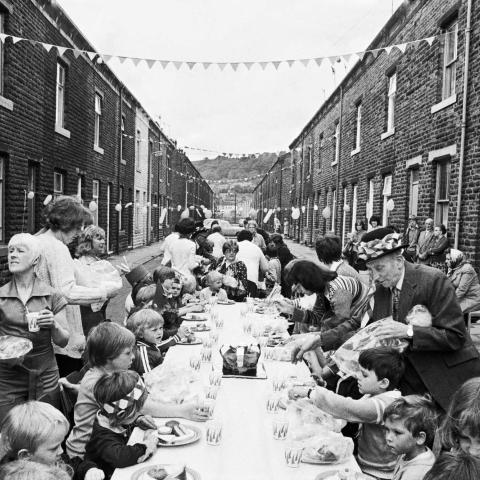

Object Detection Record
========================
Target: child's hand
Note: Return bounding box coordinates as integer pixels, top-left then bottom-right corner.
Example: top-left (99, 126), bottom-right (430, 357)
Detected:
top-left (143, 429), bottom-right (158, 455)
top-left (288, 386), bottom-right (310, 400)
top-left (136, 414), bottom-right (157, 430)
top-left (189, 304), bottom-right (204, 313)
top-left (85, 468), bottom-right (105, 480)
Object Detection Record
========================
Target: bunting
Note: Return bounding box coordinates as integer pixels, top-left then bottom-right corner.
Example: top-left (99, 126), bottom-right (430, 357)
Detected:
top-left (0, 31), bottom-right (446, 72)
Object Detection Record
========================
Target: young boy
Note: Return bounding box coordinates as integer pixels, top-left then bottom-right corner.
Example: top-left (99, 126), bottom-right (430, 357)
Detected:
top-left (199, 271), bottom-right (228, 302)
top-left (289, 347), bottom-right (405, 479)
top-left (384, 395), bottom-right (438, 480)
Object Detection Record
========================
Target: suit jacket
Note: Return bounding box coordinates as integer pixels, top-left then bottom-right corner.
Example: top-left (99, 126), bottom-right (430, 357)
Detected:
top-left (416, 230), bottom-right (435, 260)
top-left (372, 262), bottom-right (480, 410)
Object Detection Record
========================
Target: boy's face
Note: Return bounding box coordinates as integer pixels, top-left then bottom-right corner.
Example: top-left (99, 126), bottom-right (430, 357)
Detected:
top-left (357, 366), bottom-right (387, 395)
top-left (458, 432), bottom-right (480, 457)
top-left (162, 278), bottom-right (175, 294)
top-left (30, 427), bottom-right (66, 465)
top-left (385, 417), bottom-right (421, 458)
top-left (210, 278), bottom-right (223, 291)
top-left (109, 346), bottom-right (135, 371)
top-left (142, 324), bottom-right (164, 344)
top-left (170, 283), bottom-right (182, 297)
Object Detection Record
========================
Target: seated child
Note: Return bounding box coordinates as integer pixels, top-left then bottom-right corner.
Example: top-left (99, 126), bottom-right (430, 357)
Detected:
top-left (384, 395), bottom-right (438, 480)
top-left (84, 371), bottom-right (158, 479)
top-left (180, 274), bottom-right (200, 305)
top-left (0, 460), bottom-right (72, 480)
top-left (289, 347), bottom-right (405, 479)
top-left (126, 308), bottom-right (185, 375)
top-left (424, 451), bottom-right (480, 480)
top-left (0, 401), bottom-right (103, 480)
top-left (199, 271), bottom-right (228, 303)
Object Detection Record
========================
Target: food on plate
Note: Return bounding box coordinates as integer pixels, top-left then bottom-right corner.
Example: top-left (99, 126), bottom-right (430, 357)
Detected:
top-left (194, 322), bottom-right (208, 331)
top-left (165, 420), bottom-right (189, 437)
top-left (302, 431), bottom-right (354, 464)
top-left (182, 333), bottom-right (197, 344)
top-left (0, 336), bottom-right (32, 360)
top-left (140, 464), bottom-right (187, 480)
top-left (146, 467), bottom-right (168, 480)
top-left (187, 313), bottom-right (207, 321)
top-left (157, 426), bottom-right (172, 435)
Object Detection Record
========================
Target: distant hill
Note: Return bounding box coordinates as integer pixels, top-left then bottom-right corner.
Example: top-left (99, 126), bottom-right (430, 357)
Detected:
top-left (193, 153), bottom-right (284, 193)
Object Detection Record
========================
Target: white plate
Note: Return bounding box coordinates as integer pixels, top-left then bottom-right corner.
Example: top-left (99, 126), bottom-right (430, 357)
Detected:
top-left (183, 313), bottom-right (208, 321)
top-left (314, 471), bottom-right (375, 480)
top-left (157, 424), bottom-right (202, 447)
top-left (131, 465), bottom-right (200, 480)
top-left (176, 339), bottom-right (202, 346)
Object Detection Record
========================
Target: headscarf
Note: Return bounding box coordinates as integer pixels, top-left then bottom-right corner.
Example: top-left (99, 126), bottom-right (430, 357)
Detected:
top-left (8, 233), bottom-right (40, 267)
top-left (448, 248), bottom-right (466, 271)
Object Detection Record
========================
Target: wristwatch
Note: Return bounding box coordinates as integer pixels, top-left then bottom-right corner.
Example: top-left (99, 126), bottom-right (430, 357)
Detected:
top-left (307, 388), bottom-right (314, 399)
top-left (406, 324), bottom-right (414, 339)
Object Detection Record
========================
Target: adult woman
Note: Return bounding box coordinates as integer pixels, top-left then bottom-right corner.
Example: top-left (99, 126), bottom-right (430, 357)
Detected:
top-left (267, 233), bottom-right (294, 297)
top-left (315, 234), bottom-right (360, 280)
top-left (369, 215), bottom-right (381, 231)
top-left (343, 220), bottom-right (367, 271)
top-left (162, 218), bottom-right (198, 276)
top-left (424, 224), bottom-right (449, 271)
top-left (0, 234), bottom-right (69, 422)
top-left (246, 220), bottom-right (267, 252)
top-left (207, 224), bottom-right (226, 259)
top-left (35, 196), bottom-right (108, 376)
top-left (215, 240), bottom-right (249, 301)
top-left (74, 225), bottom-right (122, 335)
top-left (446, 249), bottom-right (480, 313)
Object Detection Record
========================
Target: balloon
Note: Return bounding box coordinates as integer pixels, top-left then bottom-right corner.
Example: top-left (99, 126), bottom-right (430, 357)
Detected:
top-left (114, 203), bottom-right (122, 212)
top-left (189, 205), bottom-right (195, 210)
top-left (177, 205), bottom-right (182, 211)
top-left (89, 201), bottom-right (98, 212)
top-left (313, 204), bottom-right (318, 211)
top-left (343, 204), bottom-right (351, 212)
top-left (27, 191), bottom-right (35, 200)
top-left (322, 206), bottom-right (331, 219)
top-left (180, 208), bottom-right (190, 219)
top-left (291, 208), bottom-right (300, 220)
top-left (386, 199), bottom-right (395, 211)
top-left (205, 209), bottom-right (213, 219)
top-left (43, 194), bottom-right (52, 206)
top-left (276, 207), bottom-right (281, 212)
top-left (263, 208), bottom-right (268, 213)
top-left (301, 206), bottom-right (306, 213)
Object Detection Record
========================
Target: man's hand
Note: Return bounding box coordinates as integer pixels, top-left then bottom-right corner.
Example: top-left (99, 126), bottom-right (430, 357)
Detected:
top-left (85, 468), bottom-right (105, 480)
top-left (274, 299), bottom-right (294, 315)
top-left (290, 334), bottom-right (323, 363)
top-left (36, 309), bottom-right (56, 329)
top-left (374, 320), bottom-right (409, 340)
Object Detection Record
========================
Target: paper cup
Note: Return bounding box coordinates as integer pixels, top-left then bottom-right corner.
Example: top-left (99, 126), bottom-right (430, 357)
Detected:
top-left (26, 312), bottom-right (41, 333)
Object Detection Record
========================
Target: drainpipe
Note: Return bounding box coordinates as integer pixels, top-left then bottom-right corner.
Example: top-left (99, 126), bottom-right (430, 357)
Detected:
top-left (116, 85), bottom-right (124, 255)
top-left (336, 86), bottom-right (344, 235)
top-left (455, 0), bottom-right (473, 249)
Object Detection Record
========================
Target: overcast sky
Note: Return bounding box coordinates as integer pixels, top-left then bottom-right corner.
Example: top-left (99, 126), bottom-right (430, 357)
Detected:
top-left (58, 0), bottom-right (404, 160)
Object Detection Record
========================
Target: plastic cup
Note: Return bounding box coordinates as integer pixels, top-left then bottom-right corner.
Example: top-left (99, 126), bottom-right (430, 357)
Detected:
top-left (202, 337), bottom-right (213, 348)
top-left (200, 398), bottom-right (215, 418)
top-left (272, 375), bottom-right (287, 392)
top-left (266, 394), bottom-right (280, 414)
top-left (284, 442), bottom-right (303, 467)
top-left (209, 369), bottom-right (222, 387)
top-left (272, 415), bottom-right (289, 440)
top-left (206, 386), bottom-right (219, 400)
top-left (209, 331), bottom-right (219, 344)
top-left (26, 312), bottom-right (41, 333)
top-left (200, 347), bottom-right (212, 363)
top-left (206, 420), bottom-right (222, 445)
top-left (189, 355), bottom-right (201, 372)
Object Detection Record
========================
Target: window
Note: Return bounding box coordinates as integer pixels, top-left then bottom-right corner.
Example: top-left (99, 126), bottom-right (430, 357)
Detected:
top-left (385, 72), bottom-right (397, 133)
top-left (55, 62), bottom-right (66, 128)
top-left (0, 13), bottom-right (5, 96)
top-left (27, 163), bottom-right (37, 234)
top-left (136, 130), bottom-right (141, 171)
top-left (332, 121), bottom-right (340, 165)
top-left (0, 156), bottom-right (4, 242)
top-left (119, 185), bottom-right (124, 231)
top-left (342, 187), bottom-right (348, 246)
top-left (351, 184), bottom-right (358, 232)
top-left (353, 103), bottom-right (362, 152)
top-left (121, 116), bottom-right (126, 160)
top-left (77, 176), bottom-right (83, 203)
top-left (442, 20), bottom-right (458, 100)
top-left (307, 146), bottom-right (313, 176)
top-left (435, 161), bottom-right (450, 227)
top-left (409, 169), bottom-right (419, 218)
top-left (135, 190), bottom-right (140, 229)
top-left (331, 189), bottom-right (337, 232)
top-left (366, 178), bottom-right (374, 222)
top-left (92, 180), bottom-right (99, 226)
top-left (318, 133), bottom-right (324, 170)
top-left (382, 174), bottom-right (392, 226)
top-left (53, 171), bottom-right (64, 198)
top-left (94, 93), bottom-right (102, 148)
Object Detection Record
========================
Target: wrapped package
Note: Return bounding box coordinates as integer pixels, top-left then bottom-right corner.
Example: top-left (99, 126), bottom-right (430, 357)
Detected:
top-left (144, 365), bottom-right (203, 404)
top-left (406, 304), bottom-right (432, 327)
top-left (73, 259), bottom-right (122, 297)
top-left (220, 342), bottom-right (260, 376)
top-left (302, 431), bottom-right (354, 464)
top-left (288, 398), bottom-right (346, 433)
top-left (332, 319), bottom-right (409, 378)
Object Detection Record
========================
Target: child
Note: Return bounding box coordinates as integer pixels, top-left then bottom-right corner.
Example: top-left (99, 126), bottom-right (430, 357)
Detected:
top-left (66, 323), bottom-right (206, 460)
top-left (424, 451), bottom-right (480, 480)
top-left (126, 308), bottom-right (184, 375)
top-left (0, 460), bottom-right (72, 480)
top-left (289, 347), bottom-right (405, 479)
top-left (0, 401), bottom-right (103, 480)
top-left (440, 377), bottom-right (480, 457)
top-left (199, 271), bottom-right (228, 302)
top-left (384, 395), bottom-right (438, 480)
top-left (84, 371), bottom-right (158, 479)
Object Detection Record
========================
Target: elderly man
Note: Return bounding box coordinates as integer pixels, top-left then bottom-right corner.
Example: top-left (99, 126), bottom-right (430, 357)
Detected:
top-left (291, 227), bottom-right (480, 411)
top-left (416, 218), bottom-right (435, 264)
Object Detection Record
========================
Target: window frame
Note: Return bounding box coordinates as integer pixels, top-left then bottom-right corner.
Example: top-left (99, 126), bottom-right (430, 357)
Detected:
top-left (53, 171), bottom-right (64, 198)
top-left (0, 11), bottom-right (5, 97)
top-left (351, 184), bottom-right (358, 232)
top-left (352, 102), bottom-right (362, 153)
top-left (442, 20), bottom-right (458, 101)
top-left (135, 190), bottom-right (140, 230)
top-left (382, 174), bottom-right (393, 226)
top-left (119, 185), bottom-right (124, 231)
top-left (136, 130), bottom-right (141, 172)
top-left (55, 62), bottom-right (66, 128)
top-left (94, 93), bottom-right (103, 149)
top-left (332, 121), bottom-right (340, 165)
top-left (121, 115), bottom-right (126, 161)
top-left (435, 160), bottom-right (451, 227)
top-left (331, 188), bottom-right (337, 232)
top-left (386, 72), bottom-right (397, 134)
top-left (341, 186), bottom-right (348, 246)
top-left (92, 179), bottom-right (100, 226)
top-left (366, 178), bottom-right (374, 221)
top-left (408, 169), bottom-right (419, 218)
top-left (0, 156), bottom-right (4, 242)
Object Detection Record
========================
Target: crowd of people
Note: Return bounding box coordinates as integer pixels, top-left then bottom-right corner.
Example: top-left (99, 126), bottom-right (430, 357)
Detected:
top-left (0, 196), bottom-right (480, 479)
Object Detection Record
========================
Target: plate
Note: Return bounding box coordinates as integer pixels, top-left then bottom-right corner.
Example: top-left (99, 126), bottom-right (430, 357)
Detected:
top-left (131, 464), bottom-right (200, 480)
top-left (183, 313), bottom-right (208, 322)
top-left (190, 326), bottom-right (211, 333)
top-left (177, 339), bottom-right (202, 346)
top-left (314, 471), bottom-right (375, 480)
top-left (156, 424), bottom-right (202, 447)
top-left (217, 300), bottom-right (235, 305)
top-left (0, 336), bottom-right (33, 360)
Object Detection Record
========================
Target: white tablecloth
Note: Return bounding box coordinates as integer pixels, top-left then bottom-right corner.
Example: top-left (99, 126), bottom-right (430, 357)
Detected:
top-left (112, 304), bottom-right (360, 480)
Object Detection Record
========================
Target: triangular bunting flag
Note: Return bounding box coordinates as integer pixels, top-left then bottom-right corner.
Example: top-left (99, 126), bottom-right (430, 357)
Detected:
top-left (160, 60), bottom-right (170, 69)
top-left (259, 61), bottom-right (269, 70)
top-left (42, 43), bottom-right (54, 53)
top-left (0, 33), bottom-right (7, 43)
top-left (342, 53), bottom-right (352, 63)
top-left (131, 57), bottom-right (142, 67)
top-left (287, 59), bottom-right (295, 67)
top-left (73, 49), bottom-right (82, 58)
top-left (146, 59), bottom-right (156, 69)
top-left (173, 61), bottom-right (182, 70)
top-left (202, 62), bottom-right (212, 70)
top-left (272, 61), bottom-right (282, 70)
top-left (243, 62), bottom-right (254, 70)
top-left (371, 49), bottom-right (381, 58)
top-left (101, 54), bottom-right (113, 63)
top-left (87, 51), bottom-right (97, 61)
top-left (384, 46), bottom-right (394, 55)
top-left (27, 39), bottom-right (37, 47)
top-left (57, 46), bottom-right (67, 56)
top-left (356, 51), bottom-right (366, 61)
top-left (328, 56), bottom-right (338, 65)
top-left (218, 63), bottom-right (227, 71)
top-left (231, 62), bottom-right (240, 71)
top-left (11, 36), bottom-right (22, 45)
top-left (425, 36), bottom-right (435, 47)
top-left (396, 43), bottom-right (408, 53)
top-left (118, 56), bottom-right (128, 64)
top-left (187, 62), bottom-right (196, 70)
top-left (314, 57), bottom-right (323, 67)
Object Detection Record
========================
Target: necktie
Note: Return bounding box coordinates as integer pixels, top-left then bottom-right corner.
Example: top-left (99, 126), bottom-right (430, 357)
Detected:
top-left (391, 287), bottom-right (400, 321)
top-left (360, 285), bottom-right (376, 328)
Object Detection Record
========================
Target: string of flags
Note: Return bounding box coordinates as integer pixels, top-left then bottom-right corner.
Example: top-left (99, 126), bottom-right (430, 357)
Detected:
top-left (0, 30), bottom-right (442, 72)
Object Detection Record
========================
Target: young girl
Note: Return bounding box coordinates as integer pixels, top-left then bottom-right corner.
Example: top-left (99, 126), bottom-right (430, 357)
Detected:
top-left (440, 377), bottom-right (480, 457)
top-left (65, 322), bottom-right (207, 460)
top-left (84, 371), bottom-right (158, 479)
top-left (0, 401), bottom-right (103, 480)
top-left (199, 271), bottom-right (228, 302)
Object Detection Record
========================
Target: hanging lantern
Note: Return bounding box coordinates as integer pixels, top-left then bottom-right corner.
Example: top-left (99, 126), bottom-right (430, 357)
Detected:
top-left (89, 201), bottom-right (98, 212)
top-left (386, 199), bottom-right (395, 211)
top-left (114, 203), bottom-right (122, 212)
top-left (343, 204), bottom-right (351, 212)
top-left (27, 191), bottom-right (35, 200)
top-left (43, 194), bottom-right (52, 206)
top-left (322, 206), bottom-right (331, 219)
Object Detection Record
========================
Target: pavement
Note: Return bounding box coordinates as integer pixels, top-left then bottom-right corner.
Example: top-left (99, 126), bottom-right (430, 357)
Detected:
top-left (106, 237), bottom-right (480, 349)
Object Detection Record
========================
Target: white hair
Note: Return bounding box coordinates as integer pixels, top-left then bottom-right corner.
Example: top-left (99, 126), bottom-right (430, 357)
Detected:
top-left (8, 234), bottom-right (40, 266)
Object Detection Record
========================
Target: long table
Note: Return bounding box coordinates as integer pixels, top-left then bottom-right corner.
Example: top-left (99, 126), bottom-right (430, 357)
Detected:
top-left (112, 303), bottom-right (360, 480)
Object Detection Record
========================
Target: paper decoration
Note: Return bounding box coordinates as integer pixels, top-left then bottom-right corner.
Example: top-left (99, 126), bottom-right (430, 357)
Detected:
top-left (313, 204), bottom-right (318, 211)
top-left (322, 206), bottom-right (331, 219)
top-left (291, 208), bottom-right (300, 220)
top-left (301, 206), bottom-right (306, 213)
top-left (344, 204), bottom-right (350, 212)
top-left (115, 203), bottom-right (122, 212)
top-left (27, 191), bottom-right (35, 200)
top-left (180, 208), bottom-right (190, 219)
top-left (189, 205), bottom-right (195, 210)
top-left (177, 205), bottom-right (182, 211)
top-left (124, 202), bottom-right (132, 208)
top-left (386, 199), bottom-right (395, 211)
top-left (263, 209), bottom-right (274, 224)
top-left (89, 201), bottom-right (98, 212)
top-left (43, 194), bottom-right (52, 206)
top-left (205, 209), bottom-right (213, 219)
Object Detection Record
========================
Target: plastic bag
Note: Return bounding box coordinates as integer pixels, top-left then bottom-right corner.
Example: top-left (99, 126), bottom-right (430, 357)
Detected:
top-left (332, 319), bottom-right (408, 378)
top-left (288, 398), bottom-right (346, 433)
top-left (406, 304), bottom-right (432, 327)
top-left (144, 365), bottom-right (203, 404)
top-left (302, 431), bottom-right (354, 464)
top-left (74, 259), bottom-right (122, 296)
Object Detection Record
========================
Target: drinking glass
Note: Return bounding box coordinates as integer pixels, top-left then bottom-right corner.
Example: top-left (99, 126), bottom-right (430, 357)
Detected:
top-left (200, 347), bottom-right (212, 363)
top-left (272, 375), bottom-right (287, 392)
top-left (272, 415), bottom-right (289, 440)
top-left (209, 331), bottom-right (219, 344)
top-left (189, 355), bottom-right (201, 372)
top-left (209, 368), bottom-right (222, 387)
top-left (200, 398), bottom-right (215, 417)
top-left (284, 442), bottom-right (303, 467)
top-left (206, 385), bottom-right (219, 400)
top-left (215, 315), bottom-right (224, 329)
top-left (266, 394), bottom-right (280, 414)
top-left (206, 420), bottom-right (222, 445)
top-left (202, 336), bottom-right (213, 348)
